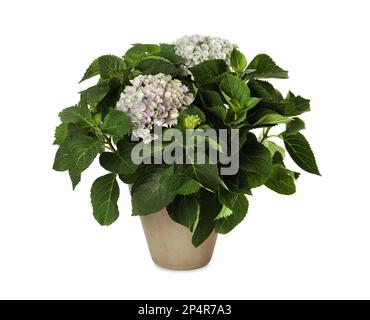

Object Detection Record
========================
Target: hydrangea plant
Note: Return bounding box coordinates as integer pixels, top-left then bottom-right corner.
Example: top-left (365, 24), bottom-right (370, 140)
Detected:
top-left (53, 36), bottom-right (320, 247)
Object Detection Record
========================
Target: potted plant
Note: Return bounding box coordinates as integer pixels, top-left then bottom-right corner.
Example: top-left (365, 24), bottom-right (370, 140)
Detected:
top-left (53, 35), bottom-right (320, 270)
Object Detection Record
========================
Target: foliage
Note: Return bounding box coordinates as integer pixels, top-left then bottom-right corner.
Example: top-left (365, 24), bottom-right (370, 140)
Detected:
top-left (53, 38), bottom-right (319, 247)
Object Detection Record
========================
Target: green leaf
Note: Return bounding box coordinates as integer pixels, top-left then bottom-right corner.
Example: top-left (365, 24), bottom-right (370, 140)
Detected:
top-left (207, 105), bottom-right (228, 121)
top-left (80, 58), bottom-right (99, 83)
top-left (248, 79), bottom-right (283, 102)
top-left (222, 170), bottom-right (252, 195)
top-left (220, 73), bottom-right (250, 104)
top-left (90, 173), bottom-right (120, 225)
top-left (283, 132), bottom-right (320, 175)
top-left (240, 140), bottom-right (272, 188)
top-left (190, 59), bottom-right (229, 85)
top-left (245, 97), bottom-right (262, 110)
top-left (69, 170), bottom-right (81, 189)
top-left (99, 152), bottom-right (135, 175)
top-left (285, 117), bottom-right (305, 135)
top-left (252, 112), bottom-right (291, 126)
top-left (98, 55), bottom-right (126, 79)
top-left (131, 166), bottom-right (176, 215)
top-left (264, 140), bottom-right (285, 158)
top-left (245, 54), bottom-right (288, 79)
top-left (96, 90), bottom-right (121, 117)
top-left (124, 44), bottom-right (150, 67)
top-left (248, 82), bottom-right (310, 117)
top-left (154, 46), bottom-right (184, 64)
top-left (284, 92), bottom-right (310, 116)
top-left (215, 190), bottom-right (248, 234)
top-left (175, 162), bottom-right (219, 192)
top-left (52, 144), bottom-right (70, 171)
top-left (53, 123), bottom-right (68, 145)
top-left (159, 43), bottom-right (175, 53)
top-left (119, 171), bottom-right (138, 184)
top-left (200, 90), bottom-right (228, 120)
top-left (80, 81), bottom-right (110, 104)
top-left (99, 139), bottom-right (138, 175)
top-left (67, 135), bottom-right (102, 189)
top-left (59, 105), bottom-right (94, 127)
top-left (265, 164), bottom-right (296, 195)
top-left (230, 48), bottom-right (247, 74)
top-left (192, 189), bottom-right (222, 247)
top-left (101, 109), bottom-right (133, 137)
top-left (176, 179), bottom-right (201, 195)
top-left (200, 90), bottom-right (224, 106)
top-left (136, 59), bottom-right (180, 77)
top-left (142, 44), bottom-right (161, 54)
top-left (167, 194), bottom-right (199, 229)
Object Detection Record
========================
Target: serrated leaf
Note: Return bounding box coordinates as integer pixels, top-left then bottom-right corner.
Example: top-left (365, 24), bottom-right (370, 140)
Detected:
top-left (222, 170), bottom-right (252, 195)
top-left (190, 59), bottom-right (229, 85)
top-left (136, 59), bottom-right (180, 77)
top-left (285, 117), bottom-right (305, 135)
top-left (99, 139), bottom-right (138, 175)
top-left (283, 132), bottom-right (320, 175)
top-left (154, 47), bottom-right (184, 64)
top-left (99, 152), bottom-right (135, 175)
top-left (252, 113), bottom-right (291, 126)
top-left (284, 92), bottom-right (310, 116)
top-left (215, 190), bottom-right (248, 234)
top-left (59, 105), bottom-right (94, 127)
top-left (167, 194), bottom-right (199, 229)
top-left (67, 135), bottom-right (102, 189)
top-left (265, 164), bottom-right (296, 195)
top-left (80, 81), bottom-right (110, 104)
top-left (131, 166), bottom-right (176, 215)
top-left (98, 55), bottom-right (126, 79)
top-left (192, 189), bottom-right (221, 247)
top-left (230, 48), bottom-right (247, 74)
top-left (53, 123), bottom-right (68, 145)
top-left (52, 144), bottom-right (70, 171)
top-left (220, 73), bottom-right (250, 104)
top-left (176, 179), bottom-right (201, 195)
top-left (101, 109), bottom-right (133, 136)
top-left (80, 58), bottom-right (99, 83)
top-left (207, 105), bottom-right (228, 121)
top-left (264, 140), bottom-right (286, 158)
top-left (248, 79), bottom-right (283, 102)
top-left (245, 54), bottom-right (288, 79)
top-left (200, 90), bottom-right (224, 106)
top-left (175, 162), bottom-right (219, 192)
top-left (240, 140), bottom-right (272, 188)
top-left (124, 44), bottom-right (150, 67)
top-left (90, 173), bottom-right (120, 225)
top-left (119, 172), bottom-right (138, 184)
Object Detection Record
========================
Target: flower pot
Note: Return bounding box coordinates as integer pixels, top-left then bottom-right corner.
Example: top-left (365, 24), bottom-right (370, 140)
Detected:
top-left (140, 208), bottom-right (217, 270)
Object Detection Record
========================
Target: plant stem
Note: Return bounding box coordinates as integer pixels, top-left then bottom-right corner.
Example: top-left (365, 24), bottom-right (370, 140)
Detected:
top-left (268, 134), bottom-right (282, 139)
top-left (104, 135), bottom-right (117, 153)
top-left (260, 127), bottom-right (271, 144)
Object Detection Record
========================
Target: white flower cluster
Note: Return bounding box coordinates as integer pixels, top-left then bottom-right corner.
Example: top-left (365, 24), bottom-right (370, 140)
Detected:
top-left (175, 35), bottom-right (235, 74)
top-left (116, 73), bottom-right (193, 144)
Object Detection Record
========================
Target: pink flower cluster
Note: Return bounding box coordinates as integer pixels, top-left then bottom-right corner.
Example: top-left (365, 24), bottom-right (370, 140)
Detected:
top-left (116, 73), bottom-right (193, 143)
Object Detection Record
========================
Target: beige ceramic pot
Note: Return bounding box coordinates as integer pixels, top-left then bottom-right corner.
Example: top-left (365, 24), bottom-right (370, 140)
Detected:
top-left (140, 208), bottom-right (217, 270)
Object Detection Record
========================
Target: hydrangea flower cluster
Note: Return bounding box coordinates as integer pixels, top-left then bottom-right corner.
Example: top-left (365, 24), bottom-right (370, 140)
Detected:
top-left (175, 35), bottom-right (235, 74)
top-left (116, 73), bottom-right (193, 144)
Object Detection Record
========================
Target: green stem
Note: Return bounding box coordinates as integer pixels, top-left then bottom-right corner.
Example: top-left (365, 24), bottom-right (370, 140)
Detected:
top-left (104, 135), bottom-right (117, 153)
top-left (268, 134), bottom-right (282, 139)
top-left (260, 127), bottom-right (271, 144)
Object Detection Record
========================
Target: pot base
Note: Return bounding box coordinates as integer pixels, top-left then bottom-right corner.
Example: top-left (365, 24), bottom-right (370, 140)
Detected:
top-left (140, 209), bottom-right (217, 270)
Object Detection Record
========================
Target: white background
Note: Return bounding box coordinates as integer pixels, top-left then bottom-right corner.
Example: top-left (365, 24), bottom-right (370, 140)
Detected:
top-left (0, 0), bottom-right (369, 300)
